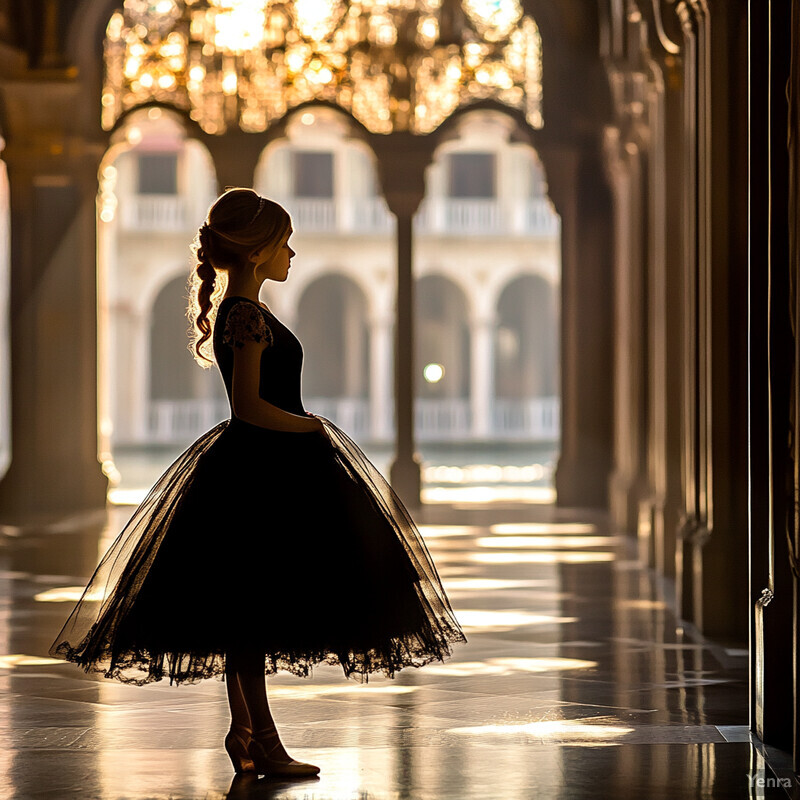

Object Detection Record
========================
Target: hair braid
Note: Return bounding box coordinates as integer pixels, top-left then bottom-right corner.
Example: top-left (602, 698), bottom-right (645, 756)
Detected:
top-left (187, 225), bottom-right (226, 366)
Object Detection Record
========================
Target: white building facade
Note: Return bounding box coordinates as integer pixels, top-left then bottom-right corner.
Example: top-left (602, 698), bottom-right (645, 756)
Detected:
top-left (100, 108), bottom-right (560, 452)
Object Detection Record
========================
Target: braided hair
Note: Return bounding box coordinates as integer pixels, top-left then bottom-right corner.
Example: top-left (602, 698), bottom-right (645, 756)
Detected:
top-left (188, 188), bottom-right (291, 365)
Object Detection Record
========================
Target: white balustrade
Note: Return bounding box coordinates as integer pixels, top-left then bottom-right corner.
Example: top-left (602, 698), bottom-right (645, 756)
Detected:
top-left (118, 194), bottom-right (557, 237)
top-left (144, 396), bottom-right (559, 444)
top-left (415, 399), bottom-right (472, 440)
top-left (415, 197), bottom-right (559, 236)
top-left (350, 198), bottom-right (395, 233)
top-left (525, 199), bottom-right (561, 236)
top-left (120, 195), bottom-right (190, 231)
top-left (492, 397), bottom-right (560, 440)
top-left (283, 199), bottom-right (338, 232)
top-left (304, 398), bottom-right (371, 438)
top-left (147, 399), bottom-right (230, 444)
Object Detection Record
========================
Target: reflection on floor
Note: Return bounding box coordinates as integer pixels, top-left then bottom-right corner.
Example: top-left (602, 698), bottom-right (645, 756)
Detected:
top-left (0, 503), bottom-right (789, 799)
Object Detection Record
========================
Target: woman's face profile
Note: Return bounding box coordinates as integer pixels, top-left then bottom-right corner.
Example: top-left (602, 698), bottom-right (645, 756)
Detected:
top-left (250, 230), bottom-right (295, 283)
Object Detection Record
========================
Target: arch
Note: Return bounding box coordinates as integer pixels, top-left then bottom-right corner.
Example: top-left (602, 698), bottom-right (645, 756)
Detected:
top-left (254, 105), bottom-right (392, 243)
top-left (417, 107), bottom-right (560, 249)
top-left (494, 274), bottom-right (558, 399)
top-left (415, 274), bottom-right (470, 399)
top-left (149, 275), bottom-right (196, 402)
top-left (296, 273), bottom-right (370, 399)
top-left (98, 107), bottom-right (219, 469)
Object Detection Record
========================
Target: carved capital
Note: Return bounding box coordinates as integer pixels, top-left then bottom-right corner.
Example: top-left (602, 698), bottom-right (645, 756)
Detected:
top-left (368, 132), bottom-right (434, 218)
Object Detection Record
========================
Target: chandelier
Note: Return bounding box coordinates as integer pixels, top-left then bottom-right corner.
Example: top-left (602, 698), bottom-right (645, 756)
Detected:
top-left (103, 0), bottom-right (542, 135)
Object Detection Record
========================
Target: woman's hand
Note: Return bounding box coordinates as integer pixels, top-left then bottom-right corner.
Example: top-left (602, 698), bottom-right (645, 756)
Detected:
top-left (306, 412), bottom-right (331, 442)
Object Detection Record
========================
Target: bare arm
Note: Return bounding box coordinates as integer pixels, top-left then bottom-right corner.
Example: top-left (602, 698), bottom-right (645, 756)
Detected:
top-left (230, 339), bottom-right (321, 433)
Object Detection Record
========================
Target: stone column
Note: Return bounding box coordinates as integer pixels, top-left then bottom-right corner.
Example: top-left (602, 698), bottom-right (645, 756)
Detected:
top-left (0, 80), bottom-right (110, 517)
top-left (370, 133), bottom-right (433, 509)
top-left (603, 125), bottom-right (649, 538)
top-left (540, 143), bottom-right (614, 509)
top-left (470, 314), bottom-right (494, 439)
top-left (369, 317), bottom-right (392, 440)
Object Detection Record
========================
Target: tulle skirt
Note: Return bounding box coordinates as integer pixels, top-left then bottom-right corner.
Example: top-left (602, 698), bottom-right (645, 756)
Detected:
top-left (48, 417), bottom-right (467, 686)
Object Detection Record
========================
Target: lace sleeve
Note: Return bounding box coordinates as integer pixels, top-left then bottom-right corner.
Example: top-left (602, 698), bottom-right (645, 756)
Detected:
top-left (222, 301), bottom-right (273, 349)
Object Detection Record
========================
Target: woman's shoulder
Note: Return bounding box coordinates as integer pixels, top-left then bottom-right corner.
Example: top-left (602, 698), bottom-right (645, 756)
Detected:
top-left (218, 297), bottom-right (273, 349)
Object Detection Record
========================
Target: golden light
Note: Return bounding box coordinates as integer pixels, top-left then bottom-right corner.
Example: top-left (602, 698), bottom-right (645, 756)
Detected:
top-left (221, 71), bottom-right (238, 94)
top-left (490, 522), bottom-right (599, 535)
top-left (125, 126), bottom-right (143, 144)
top-left (268, 683), bottom-right (417, 699)
top-left (416, 524), bottom-right (480, 537)
top-left (454, 610), bottom-right (578, 631)
top-left (423, 362), bottom-right (445, 383)
top-left (424, 656), bottom-right (597, 676)
top-left (447, 718), bottom-right (635, 741)
top-left (0, 654), bottom-right (65, 668)
top-left (103, 0), bottom-right (543, 135)
top-left (475, 535), bottom-right (620, 549)
top-left (422, 485), bottom-right (556, 503)
top-left (470, 550), bottom-right (615, 564)
top-left (35, 586), bottom-right (109, 603)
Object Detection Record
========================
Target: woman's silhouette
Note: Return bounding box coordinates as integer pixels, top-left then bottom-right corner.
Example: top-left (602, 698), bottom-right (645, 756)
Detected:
top-left (49, 188), bottom-right (467, 778)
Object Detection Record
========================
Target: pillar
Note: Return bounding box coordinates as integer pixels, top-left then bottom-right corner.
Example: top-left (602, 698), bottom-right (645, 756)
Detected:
top-left (604, 125), bottom-right (650, 538)
top-left (0, 81), bottom-right (110, 517)
top-left (369, 317), bottom-right (392, 440)
top-left (370, 133), bottom-right (433, 509)
top-left (541, 143), bottom-right (614, 509)
top-left (200, 130), bottom-right (266, 191)
top-left (470, 314), bottom-right (494, 439)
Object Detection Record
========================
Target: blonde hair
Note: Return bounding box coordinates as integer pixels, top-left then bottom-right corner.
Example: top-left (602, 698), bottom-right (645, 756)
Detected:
top-left (187, 188), bottom-right (291, 366)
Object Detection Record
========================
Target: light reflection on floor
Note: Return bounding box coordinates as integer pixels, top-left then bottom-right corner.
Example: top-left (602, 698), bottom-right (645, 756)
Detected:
top-left (0, 504), bottom-right (776, 799)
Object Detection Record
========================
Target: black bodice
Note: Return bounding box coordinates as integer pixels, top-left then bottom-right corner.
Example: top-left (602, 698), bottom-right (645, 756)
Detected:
top-left (213, 296), bottom-right (306, 417)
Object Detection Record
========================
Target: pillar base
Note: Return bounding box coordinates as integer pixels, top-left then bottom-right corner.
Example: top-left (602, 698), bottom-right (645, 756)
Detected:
top-left (390, 452), bottom-right (423, 511)
top-left (0, 458), bottom-right (108, 520)
top-left (554, 452), bottom-right (610, 509)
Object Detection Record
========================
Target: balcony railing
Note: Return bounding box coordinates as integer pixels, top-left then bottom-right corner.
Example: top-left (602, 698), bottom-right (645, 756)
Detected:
top-left (120, 195), bottom-right (190, 232)
top-left (415, 398), bottom-right (472, 440)
top-left (145, 397), bottom-right (559, 444)
top-left (303, 398), bottom-right (371, 438)
top-left (415, 198), bottom-right (559, 237)
top-left (117, 194), bottom-right (558, 237)
top-left (283, 198), bottom-right (338, 232)
top-left (492, 397), bottom-right (560, 440)
top-left (148, 399), bottom-right (229, 444)
top-left (351, 198), bottom-right (395, 233)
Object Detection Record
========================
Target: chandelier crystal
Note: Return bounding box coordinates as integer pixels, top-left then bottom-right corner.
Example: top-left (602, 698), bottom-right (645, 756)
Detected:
top-left (103, 0), bottom-right (543, 135)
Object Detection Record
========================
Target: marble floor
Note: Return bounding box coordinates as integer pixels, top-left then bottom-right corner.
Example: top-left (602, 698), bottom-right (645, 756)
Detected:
top-left (0, 502), bottom-right (791, 799)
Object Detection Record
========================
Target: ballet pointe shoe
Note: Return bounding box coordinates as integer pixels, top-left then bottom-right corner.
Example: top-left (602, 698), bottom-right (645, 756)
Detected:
top-left (247, 728), bottom-right (321, 777)
top-left (225, 727), bottom-right (256, 774)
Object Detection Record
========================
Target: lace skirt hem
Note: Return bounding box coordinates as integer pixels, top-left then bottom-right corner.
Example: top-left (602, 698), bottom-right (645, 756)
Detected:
top-left (50, 627), bottom-right (466, 686)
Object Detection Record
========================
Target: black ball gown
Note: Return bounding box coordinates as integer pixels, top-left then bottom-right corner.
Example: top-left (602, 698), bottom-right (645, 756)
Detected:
top-left (49, 296), bottom-right (467, 685)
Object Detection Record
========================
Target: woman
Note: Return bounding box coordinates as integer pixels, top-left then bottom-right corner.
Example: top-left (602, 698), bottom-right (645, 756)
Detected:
top-left (49, 187), bottom-right (467, 779)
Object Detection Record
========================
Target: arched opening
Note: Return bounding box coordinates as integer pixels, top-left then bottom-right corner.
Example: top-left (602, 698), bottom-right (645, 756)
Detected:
top-left (494, 274), bottom-right (559, 441)
top-left (296, 274), bottom-right (370, 437)
top-left (97, 107), bottom-right (218, 500)
top-left (147, 274), bottom-right (227, 444)
top-left (415, 274), bottom-right (470, 439)
top-left (149, 276), bottom-right (196, 402)
top-left (415, 109), bottom-right (561, 500)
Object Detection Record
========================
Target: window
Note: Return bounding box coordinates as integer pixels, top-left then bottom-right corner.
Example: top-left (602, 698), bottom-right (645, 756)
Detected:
top-left (137, 152), bottom-right (178, 195)
top-left (293, 151), bottom-right (334, 198)
top-left (448, 152), bottom-right (496, 198)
